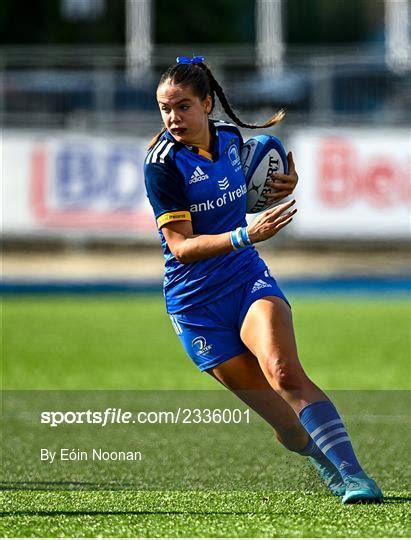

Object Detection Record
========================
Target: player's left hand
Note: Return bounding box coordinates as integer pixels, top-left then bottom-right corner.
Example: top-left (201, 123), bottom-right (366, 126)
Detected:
top-left (265, 151), bottom-right (298, 202)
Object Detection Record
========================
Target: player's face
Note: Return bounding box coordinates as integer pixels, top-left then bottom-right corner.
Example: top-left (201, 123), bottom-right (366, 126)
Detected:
top-left (157, 83), bottom-right (212, 146)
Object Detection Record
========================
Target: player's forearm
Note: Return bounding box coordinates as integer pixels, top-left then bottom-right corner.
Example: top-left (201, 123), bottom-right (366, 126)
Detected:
top-left (173, 232), bottom-right (234, 264)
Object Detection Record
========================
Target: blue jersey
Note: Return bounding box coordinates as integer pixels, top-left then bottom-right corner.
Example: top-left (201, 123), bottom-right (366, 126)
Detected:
top-left (144, 119), bottom-right (267, 314)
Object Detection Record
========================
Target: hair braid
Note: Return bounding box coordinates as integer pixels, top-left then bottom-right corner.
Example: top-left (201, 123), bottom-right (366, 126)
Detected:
top-left (148, 59), bottom-right (285, 149)
top-left (198, 63), bottom-right (285, 129)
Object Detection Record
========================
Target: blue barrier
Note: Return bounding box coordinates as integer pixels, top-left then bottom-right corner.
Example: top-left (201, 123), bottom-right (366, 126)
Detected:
top-left (1, 276), bottom-right (410, 296)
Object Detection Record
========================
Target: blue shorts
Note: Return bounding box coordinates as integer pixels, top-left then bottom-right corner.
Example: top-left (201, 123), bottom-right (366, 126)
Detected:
top-left (169, 269), bottom-right (289, 372)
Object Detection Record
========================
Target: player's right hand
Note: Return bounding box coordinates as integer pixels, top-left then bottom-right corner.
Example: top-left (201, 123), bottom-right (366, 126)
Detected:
top-left (265, 151), bottom-right (299, 203)
top-left (247, 199), bottom-right (297, 243)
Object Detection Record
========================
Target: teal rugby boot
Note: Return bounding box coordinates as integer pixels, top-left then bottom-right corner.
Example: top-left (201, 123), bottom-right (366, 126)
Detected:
top-left (308, 456), bottom-right (346, 497)
top-left (342, 471), bottom-right (383, 504)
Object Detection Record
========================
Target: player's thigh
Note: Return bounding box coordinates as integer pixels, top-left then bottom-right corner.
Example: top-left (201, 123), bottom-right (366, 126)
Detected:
top-left (240, 296), bottom-right (307, 381)
top-left (207, 350), bottom-right (301, 432)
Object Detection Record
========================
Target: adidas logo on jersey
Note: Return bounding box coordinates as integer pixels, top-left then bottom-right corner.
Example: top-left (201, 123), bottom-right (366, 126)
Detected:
top-left (251, 279), bottom-right (271, 294)
top-left (189, 166), bottom-right (209, 184)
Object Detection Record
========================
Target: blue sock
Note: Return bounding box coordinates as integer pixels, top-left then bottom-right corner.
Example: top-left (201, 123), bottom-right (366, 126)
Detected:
top-left (297, 438), bottom-right (326, 460)
top-left (297, 437), bottom-right (343, 476)
top-left (299, 400), bottom-right (362, 479)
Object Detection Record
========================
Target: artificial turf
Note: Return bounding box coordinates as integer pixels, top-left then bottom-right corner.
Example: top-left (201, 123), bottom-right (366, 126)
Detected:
top-left (1, 295), bottom-right (410, 537)
top-left (3, 295), bottom-right (409, 390)
top-left (2, 490), bottom-right (410, 537)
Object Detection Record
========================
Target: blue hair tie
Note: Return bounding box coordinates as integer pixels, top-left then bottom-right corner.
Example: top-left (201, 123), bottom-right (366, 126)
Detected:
top-left (176, 55), bottom-right (205, 65)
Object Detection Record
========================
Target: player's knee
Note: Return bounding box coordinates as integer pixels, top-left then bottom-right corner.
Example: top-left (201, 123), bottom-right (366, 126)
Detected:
top-left (264, 355), bottom-right (303, 391)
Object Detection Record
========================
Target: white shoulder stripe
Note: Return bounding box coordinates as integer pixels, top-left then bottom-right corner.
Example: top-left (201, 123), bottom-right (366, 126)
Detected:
top-left (158, 141), bottom-right (174, 163)
top-left (147, 139), bottom-right (168, 164)
top-left (145, 141), bottom-right (160, 164)
top-left (214, 120), bottom-right (236, 128)
top-left (145, 139), bottom-right (167, 165)
top-left (145, 141), bottom-right (160, 165)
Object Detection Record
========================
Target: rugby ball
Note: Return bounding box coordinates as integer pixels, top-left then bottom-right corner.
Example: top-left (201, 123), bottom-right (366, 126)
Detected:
top-left (241, 135), bottom-right (288, 213)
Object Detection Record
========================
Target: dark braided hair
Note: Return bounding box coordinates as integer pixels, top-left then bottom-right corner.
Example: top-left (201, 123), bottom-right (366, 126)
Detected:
top-left (148, 61), bottom-right (285, 149)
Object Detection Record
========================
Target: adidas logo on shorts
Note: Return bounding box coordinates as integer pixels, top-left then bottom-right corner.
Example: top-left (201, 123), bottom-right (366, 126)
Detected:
top-left (251, 279), bottom-right (271, 293)
top-left (189, 166), bottom-right (209, 184)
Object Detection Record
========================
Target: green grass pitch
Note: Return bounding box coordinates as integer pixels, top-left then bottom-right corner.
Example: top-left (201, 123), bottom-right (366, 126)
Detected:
top-left (1, 295), bottom-right (410, 537)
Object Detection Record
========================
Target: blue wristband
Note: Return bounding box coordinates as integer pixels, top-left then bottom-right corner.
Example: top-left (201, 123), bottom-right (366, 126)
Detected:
top-left (230, 229), bottom-right (242, 250)
top-left (239, 226), bottom-right (252, 246)
top-left (230, 227), bottom-right (252, 250)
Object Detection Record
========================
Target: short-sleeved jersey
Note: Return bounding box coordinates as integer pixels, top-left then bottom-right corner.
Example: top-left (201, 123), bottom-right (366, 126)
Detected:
top-left (144, 119), bottom-right (267, 314)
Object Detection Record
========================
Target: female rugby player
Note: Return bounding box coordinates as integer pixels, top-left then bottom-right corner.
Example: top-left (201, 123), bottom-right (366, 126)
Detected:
top-left (144, 56), bottom-right (382, 504)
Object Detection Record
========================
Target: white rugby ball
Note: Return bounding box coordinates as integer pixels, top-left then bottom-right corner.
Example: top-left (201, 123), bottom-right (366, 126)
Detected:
top-left (241, 135), bottom-right (288, 213)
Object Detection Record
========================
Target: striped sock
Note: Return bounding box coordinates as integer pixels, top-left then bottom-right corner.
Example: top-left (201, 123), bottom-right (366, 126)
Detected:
top-left (299, 400), bottom-right (362, 479)
top-left (297, 437), bottom-right (326, 460)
